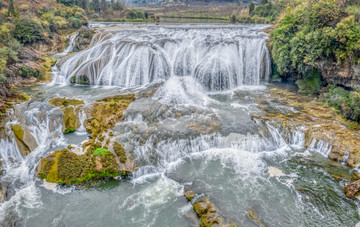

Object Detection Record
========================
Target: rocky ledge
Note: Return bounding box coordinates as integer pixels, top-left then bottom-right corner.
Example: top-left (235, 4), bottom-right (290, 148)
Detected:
top-left (37, 93), bottom-right (136, 184)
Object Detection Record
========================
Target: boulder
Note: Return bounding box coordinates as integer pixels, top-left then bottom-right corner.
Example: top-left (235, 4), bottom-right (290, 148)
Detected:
top-left (344, 180), bottom-right (360, 199)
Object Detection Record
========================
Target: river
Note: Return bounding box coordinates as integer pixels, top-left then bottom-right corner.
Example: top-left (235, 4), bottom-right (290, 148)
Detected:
top-left (0, 23), bottom-right (359, 226)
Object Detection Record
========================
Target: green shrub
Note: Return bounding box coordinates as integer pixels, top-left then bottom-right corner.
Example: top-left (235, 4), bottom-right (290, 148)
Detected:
top-left (68, 16), bottom-right (81, 28)
top-left (13, 17), bottom-right (43, 44)
top-left (20, 66), bottom-right (40, 78)
top-left (295, 69), bottom-right (322, 94)
top-left (327, 86), bottom-right (350, 108)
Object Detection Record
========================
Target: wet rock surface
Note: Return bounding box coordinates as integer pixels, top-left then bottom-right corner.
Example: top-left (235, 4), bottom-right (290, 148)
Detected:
top-left (253, 86), bottom-right (360, 168)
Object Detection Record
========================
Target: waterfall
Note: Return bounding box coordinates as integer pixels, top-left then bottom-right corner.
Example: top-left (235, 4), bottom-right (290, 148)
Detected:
top-left (0, 105), bottom-right (65, 221)
top-left (54, 25), bottom-right (271, 90)
top-left (54, 33), bottom-right (78, 58)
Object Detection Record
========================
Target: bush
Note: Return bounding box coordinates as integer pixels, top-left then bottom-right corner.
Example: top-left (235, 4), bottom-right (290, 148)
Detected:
top-left (20, 66), bottom-right (40, 78)
top-left (93, 148), bottom-right (110, 156)
top-left (331, 16), bottom-right (360, 65)
top-left (68, 16), bottom-right (81, 28)
top-left (295, 69), bottom-right (322, 94)
top-left (13, 18), bottom-right (43, 44)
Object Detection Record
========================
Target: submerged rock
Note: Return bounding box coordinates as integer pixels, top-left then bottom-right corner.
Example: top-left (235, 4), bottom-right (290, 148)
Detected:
top-left (344, 180), bottom-right (360, 199)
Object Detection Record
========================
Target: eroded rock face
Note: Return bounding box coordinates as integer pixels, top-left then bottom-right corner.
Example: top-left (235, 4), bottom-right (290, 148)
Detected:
top-left (344, 180), bottom-right (360, 199)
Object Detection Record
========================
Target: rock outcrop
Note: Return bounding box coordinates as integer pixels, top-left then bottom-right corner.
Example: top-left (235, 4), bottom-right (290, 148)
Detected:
top-left (184, 191), bottom-right (237, 227)
top-left (38, 94), bottom-right (136, 184)
top-left (344, 180), bottom-right (360, 199)
top-left (319, 61), bottom-right (360, 89)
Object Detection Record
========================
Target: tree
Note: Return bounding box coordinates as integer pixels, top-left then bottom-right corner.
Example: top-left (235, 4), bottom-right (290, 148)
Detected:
top-left (261, 0), bottom-right (268, 5)
top-left (100, 0), bottom-right (107, 12)
top-left (249, 2), bottom-right (255, 15)
top-left (91, 0), bottom-right (100, 12)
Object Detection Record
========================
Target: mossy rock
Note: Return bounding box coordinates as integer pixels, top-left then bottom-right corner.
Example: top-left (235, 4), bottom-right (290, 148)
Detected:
top-left (184, 190), bottom-right (195, 201)
top-left (85, 94), bottom-right (136, 137)
top-left (38, 148), bottom-right (119, 184)
top-left (113, 142), bottom-right (127, 163)
top-left (49, 98), bottom-right (84, 107)
top-left (11, 124), bottom-right (24, 140)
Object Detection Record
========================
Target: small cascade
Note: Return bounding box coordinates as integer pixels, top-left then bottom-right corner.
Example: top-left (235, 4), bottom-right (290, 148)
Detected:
top-left (290, 131), bottom-right (305, 150)
top-left (340, 151), bottom-right (350, 165)
top-left (75, 110), bottom-right (87, 135)
top-left (308, 139), bottom-right (332, 157)
top-left (54, 25), bottom-right (271, 90)
top-left (54, 33), bottom-right (78, 58)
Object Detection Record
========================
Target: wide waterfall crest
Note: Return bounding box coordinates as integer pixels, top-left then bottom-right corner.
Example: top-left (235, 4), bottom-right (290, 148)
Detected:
top-left (55, 24), bottom-right (271, 90)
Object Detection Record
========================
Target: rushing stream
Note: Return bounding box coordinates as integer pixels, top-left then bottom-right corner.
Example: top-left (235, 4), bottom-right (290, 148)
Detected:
top-left (0, 24), bottom-right (359, 226)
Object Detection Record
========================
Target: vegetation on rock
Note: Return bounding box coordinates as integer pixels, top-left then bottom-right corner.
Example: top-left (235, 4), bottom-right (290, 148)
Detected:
top-left (49, 97), bottom-right (84, 107)
top-left (113, 142), bottom-right (126, 163)
top-left (188, 192), bottom-right (236, 227)
top-left (85, 94), bottom-right (135, 138)
top-left (38, 148), bottom-right (119, 184)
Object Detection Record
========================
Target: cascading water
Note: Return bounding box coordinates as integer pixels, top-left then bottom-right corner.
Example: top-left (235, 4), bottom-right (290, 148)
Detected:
top-left (54, 24), bottom-right (271, 90)
top-left (1, 24), bottom-right (359, 226)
